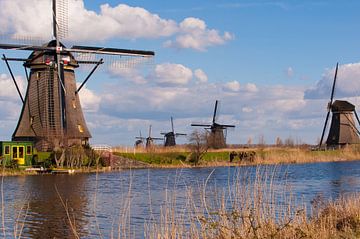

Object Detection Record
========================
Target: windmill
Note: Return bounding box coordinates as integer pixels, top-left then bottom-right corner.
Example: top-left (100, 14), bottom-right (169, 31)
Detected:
top-left (191, 100), bottom-right (235, 149)
top-left (161, 117), bottom-right (186, 147)
top-left (134, 130), bottom-right (145, 147)
top-left (318, 63), bottom-right (360, 148)
top-left (144, 125), bottom-right (163, 148)
top-left (0, 0), bottom-right (154, 151)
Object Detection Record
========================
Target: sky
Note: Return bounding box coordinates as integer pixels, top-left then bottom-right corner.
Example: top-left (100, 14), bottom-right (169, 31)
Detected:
top-left (0, 0), bottom-right (360, 146)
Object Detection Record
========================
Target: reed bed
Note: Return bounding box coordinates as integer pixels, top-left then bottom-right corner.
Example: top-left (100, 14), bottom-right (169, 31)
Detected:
top-left (143, 167), bottom-right (360, 239)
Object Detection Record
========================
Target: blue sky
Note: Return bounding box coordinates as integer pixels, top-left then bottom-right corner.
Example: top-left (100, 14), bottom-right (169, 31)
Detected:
top-left (1, 0), bottom-right (360, 146)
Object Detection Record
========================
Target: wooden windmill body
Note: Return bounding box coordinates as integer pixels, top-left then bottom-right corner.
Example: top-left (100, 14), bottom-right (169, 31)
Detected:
top-left (319, 63), bottom-right (360, 148)
top-left (1, 0), bottom-right (154, 151)
top-left (326, 100), bottom-right (360, 146)
top-left (161, 117), bottom-right (186, 147)
top-left (191, 100), bottom-right (235, 149)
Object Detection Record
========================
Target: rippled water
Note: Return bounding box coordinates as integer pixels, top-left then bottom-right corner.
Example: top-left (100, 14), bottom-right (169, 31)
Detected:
top-left (2, 160), bottom-right (360, 238)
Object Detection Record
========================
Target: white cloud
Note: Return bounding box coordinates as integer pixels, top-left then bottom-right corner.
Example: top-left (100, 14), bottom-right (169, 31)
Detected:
top-left (164, 17), bottom-right (234, 51)
top-left (69, 2), bottom-right (178, 41)
top-left (305, 62), bottom-right (360, 99)
top-left (286, 67), bottom-right (294, 78)
top-left (0, 1), bottom-right (232, 51)
top-left (108, 67), bottom-right (147, 84)
top-left (0, 74), bottom-right (26, 101)
top-left (244, 83), bottom-right (258, 93)
top-left (242, 107), bottom-right (253, 113)
top-left (194, 69), bottom-right (208, 83)
top-left (153, 63), bottom-right (193, 86)
top-left (77, 84), bottom-right (101, 113)
top-left (223, 80), bottom-right (241, 92)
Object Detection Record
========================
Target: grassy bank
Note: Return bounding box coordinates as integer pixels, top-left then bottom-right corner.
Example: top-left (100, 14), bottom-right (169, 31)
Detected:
top-left (114, 145), bottom-right (360, 167)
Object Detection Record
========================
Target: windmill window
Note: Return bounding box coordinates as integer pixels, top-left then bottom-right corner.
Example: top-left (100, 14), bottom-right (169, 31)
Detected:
top-left (78, 124), bottom-right (84, 133)
top-left (4, 146), bottom-right (10, 155)
top-left (30, 116), bottom-right (34, 125)
top-left (36, 72), bottom-right (41, 79)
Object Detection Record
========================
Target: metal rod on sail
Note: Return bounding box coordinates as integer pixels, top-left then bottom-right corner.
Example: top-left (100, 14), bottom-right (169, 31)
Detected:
top-left (2, 54), bottom-right (24, 103)
top-left (319, 63), bottom-right (339, 148)
top-left (76, 59), bottom-right (104, 94)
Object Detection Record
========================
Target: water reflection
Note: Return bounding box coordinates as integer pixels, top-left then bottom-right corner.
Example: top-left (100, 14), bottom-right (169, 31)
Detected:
top-left (17, 175), bottom-right (89, 238)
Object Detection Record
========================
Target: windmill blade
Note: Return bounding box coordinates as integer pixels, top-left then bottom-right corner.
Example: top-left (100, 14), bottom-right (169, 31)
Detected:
top-left (191, 123), bottom-right (212, 127)
top-left (318, 63), bottom-right (339, 147)
top-left (329, 63), bottom-right (339, 104)
top-left (70, 45), bottom-right (155, 57)
top-left (218, 124), bottom-right (235, 128)
top-left (170, 117), bottom-right (174, 133)
top-left (0, 43), bottom-right (53, 51)
top-left (54, 0), bottom-right (69, 40)
top-left (175, 133), bottom-right (187, 136)
top-left (151, 137), bottom-right (164, 140)
top-left (212, 100), bottom-right (219, 124)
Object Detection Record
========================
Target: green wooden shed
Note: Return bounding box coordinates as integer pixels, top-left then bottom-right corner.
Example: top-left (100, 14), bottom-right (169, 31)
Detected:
top-left (0, 141), bottom-right (34, 166)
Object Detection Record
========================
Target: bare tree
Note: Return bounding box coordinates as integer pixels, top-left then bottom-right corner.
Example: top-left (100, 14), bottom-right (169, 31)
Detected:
top-left (188, 130), bottom-right (208, 165)
top-left (258, 134), bottom-right (266, 147)
top-left (284, 136), bottom-right (295, 147)
top-left (275, 137), bottom-right (283, 147)
top-left (247, 137), bottom-right (253, 147)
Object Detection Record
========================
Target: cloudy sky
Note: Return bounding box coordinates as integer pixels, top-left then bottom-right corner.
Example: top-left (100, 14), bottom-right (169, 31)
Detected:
top-left (0, 0), bottom-right (360, 146)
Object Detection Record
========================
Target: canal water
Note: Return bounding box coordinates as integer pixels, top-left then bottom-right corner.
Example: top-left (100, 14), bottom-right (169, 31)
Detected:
top-left (2, 160), bottom-right (360, 238)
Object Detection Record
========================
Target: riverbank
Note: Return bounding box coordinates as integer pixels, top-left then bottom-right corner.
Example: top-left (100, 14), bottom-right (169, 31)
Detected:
top-left (114, 145), bottom-right (360, 167)
top-left (2, 145), bottom-right (360, 176)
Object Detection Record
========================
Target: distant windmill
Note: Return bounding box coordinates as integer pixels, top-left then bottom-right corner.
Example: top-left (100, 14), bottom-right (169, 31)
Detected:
top-left (0, 0), bottom-right (154, 151)
top-left (134, 130), bottom-right (144, 147)
top-left (161, 117), bottom-right (186, 147)
top-left (144, 125), bottom-right (163, 148)
top-left (191, 100), bottom-right (235, 149)
top-left (318, 63), bottom-right (360, 148)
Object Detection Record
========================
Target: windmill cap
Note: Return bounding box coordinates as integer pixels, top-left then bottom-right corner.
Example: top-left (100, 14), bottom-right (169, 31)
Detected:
top-left (24, 40), bottom-right (78, 68)
top-left (332, 100), bottom-right (355, 112)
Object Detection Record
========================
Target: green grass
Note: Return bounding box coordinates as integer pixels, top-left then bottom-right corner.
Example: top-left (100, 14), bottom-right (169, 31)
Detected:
top-left (114, 152), bottom-right (190, 165)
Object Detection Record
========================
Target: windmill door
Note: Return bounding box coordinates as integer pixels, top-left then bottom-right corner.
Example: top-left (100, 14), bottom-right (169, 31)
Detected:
top-left (12, 146), bottom-right (25, 165)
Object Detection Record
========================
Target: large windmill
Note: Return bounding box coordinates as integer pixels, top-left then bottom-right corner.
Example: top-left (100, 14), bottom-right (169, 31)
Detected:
top-left (161, 117), bottom-right (186, 147)
top-left (0, 0), bottom-right (154, 151)
top-left (318, 63), bottom-right (360, 148)
top-left (191, 100), bottom-right (235, 149)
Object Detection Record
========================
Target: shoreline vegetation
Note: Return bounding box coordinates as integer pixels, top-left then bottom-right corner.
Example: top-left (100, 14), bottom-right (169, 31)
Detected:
top-left (113, 144), bottom-right (360, 167)
top-left (1, 145), bottom-right (360, 176)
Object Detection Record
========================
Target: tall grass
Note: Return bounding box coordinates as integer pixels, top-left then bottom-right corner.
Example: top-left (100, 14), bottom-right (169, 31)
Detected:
top-left (142, 166), bottom-right (360, 238)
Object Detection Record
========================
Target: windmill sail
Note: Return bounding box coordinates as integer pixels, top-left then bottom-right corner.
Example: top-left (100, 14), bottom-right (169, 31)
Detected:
top-left (161, 117), bottom-right (186, 147)
top-left (191, 100), bottom-right (235, 149)
top-left (0, 0), bottom-right (155, 151)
